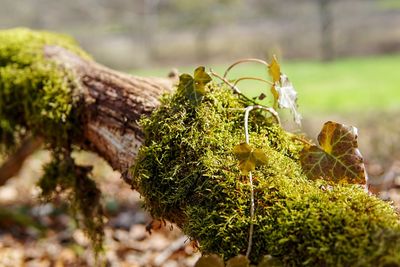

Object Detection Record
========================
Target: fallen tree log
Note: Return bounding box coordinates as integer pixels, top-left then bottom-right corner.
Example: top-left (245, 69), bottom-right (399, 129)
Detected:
top-left (0, 28), bottom-right (399, 266)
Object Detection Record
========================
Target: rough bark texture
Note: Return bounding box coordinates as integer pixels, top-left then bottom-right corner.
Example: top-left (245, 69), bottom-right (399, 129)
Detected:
top-left (44, 45), bottom-right (173, 182)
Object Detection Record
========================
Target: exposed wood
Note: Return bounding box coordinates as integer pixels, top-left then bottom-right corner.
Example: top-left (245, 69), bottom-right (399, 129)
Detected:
top-left (44, 45), bottom-right (174, 183)
top-left (0, 137), bottom-right (43, 186)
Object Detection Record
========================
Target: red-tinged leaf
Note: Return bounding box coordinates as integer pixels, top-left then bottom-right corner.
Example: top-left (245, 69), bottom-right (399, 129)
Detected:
top-left (268, 55), bottom-right (281, 83)
top-left (275, 74), bottom-right (301, 125)
top-left (195, 254), bottom-right (225, 267)
top-left (300, 121), bottom-right (366, 184)
top-left (226, 255), bottom-right (249, 267)
top-left (233, 143), bottom-right (268, 175)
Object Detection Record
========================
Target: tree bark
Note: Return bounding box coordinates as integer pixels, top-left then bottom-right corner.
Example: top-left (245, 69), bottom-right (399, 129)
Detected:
top-left (0, 137), bottom-right (43, 185)
top-left (43, 45), bottom-right (174, 183)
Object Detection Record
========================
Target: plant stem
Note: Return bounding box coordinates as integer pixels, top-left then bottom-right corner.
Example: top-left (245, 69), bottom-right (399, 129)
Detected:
top-left (223, 58), bottom-right (269, 79)
top-left (244, 106), bottom-right (254, 258)
top-left (233, 77), bottom-right (274, 87)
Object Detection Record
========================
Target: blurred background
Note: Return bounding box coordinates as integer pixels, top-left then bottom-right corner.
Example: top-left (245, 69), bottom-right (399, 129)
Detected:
top-left (1, 0), bottom-right (399, 68)
top-left (0, 0), bottom-right (400, 266)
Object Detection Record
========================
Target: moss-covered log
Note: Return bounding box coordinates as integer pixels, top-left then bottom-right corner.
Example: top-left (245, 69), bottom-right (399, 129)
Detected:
top-left (133, 84), bottom-right (400, 266)
top-left (0, 28), bottom-right (173, 251)
top-left (0, 28), bottom-right (172, 181)
top-left (1, 28), bottom-right (400, 266)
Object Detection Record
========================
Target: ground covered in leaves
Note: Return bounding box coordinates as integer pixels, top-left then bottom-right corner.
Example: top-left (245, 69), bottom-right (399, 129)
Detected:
top-left (0, 112), bottom-right (399, 267)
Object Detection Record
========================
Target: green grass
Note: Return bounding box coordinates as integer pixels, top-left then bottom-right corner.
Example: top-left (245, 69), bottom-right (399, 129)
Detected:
top-left (131, 54), bottom-right (400, 115)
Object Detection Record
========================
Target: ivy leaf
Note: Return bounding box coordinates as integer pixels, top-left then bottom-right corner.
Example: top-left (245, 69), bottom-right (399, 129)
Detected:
top-left (226, 255), bottom-right (249, 267)
top-left (268, 56), bottom-right (281, 109)
top-left (300, 121), bottom-right (366, 184)
top-left (268, 55), bottom-right (281, 83)
top-left (178, 66), bottom-right (211, 105)
top-left (268, 56), bottom-right (301, 125)
top-left (274, 74), bottom-right (302, 125)
top-left (194, 66), bottom-right (212, 90)
top-left (195, 254), bottom-right (225, 267)
top-left (233, 143), bottom-right (268, 175)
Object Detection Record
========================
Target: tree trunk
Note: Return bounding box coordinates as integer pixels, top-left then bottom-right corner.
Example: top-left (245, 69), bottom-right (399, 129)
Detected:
top-left (43, 45), bottom-right (174, 183)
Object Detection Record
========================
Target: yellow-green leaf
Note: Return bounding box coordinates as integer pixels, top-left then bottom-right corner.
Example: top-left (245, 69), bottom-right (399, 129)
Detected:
top-left (233, 143), bottom-right (268, 175)
top-left (253, 148), bottom-right (268, 165)
top-left (268, 56), bottom-right (301, 125)
top-left (300, 121), bottom-right (366, 184)
top-left (268, 55), bottom-right (281, 83)
top-left (194, 66), bottom-right (212, 90)
top-left (226, 255), bottom-right (249, 267)
top-left (195, 254), bottom-right (225, 267)
top-left (270, 85), bottom-right (279, 109)
top-left (177, 66), bottom-right (211, 105)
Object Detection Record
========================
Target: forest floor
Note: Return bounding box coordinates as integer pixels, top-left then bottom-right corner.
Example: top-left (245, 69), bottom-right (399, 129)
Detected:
top-left (0, 150), bottom-right (201, 267)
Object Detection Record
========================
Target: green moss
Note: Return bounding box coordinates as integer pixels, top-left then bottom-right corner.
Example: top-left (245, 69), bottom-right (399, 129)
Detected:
top-left (38, 152), bottom-right (104, 253)
top-left (0, 28), bottom-right (103, 253)
top-left (0, 28), bottom-right (90, 151)
top-left (132, 83), bottom-right (400, 266)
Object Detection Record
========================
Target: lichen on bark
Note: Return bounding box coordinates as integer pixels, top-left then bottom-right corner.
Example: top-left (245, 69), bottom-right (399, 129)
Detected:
top-left (132, 81), bottom-right (400, 266)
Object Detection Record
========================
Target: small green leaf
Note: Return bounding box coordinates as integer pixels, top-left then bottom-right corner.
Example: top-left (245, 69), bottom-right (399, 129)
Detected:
top-left (233, 143), bottom-right (252, 160)
top-left (194, 66), bottom-right (212, 90)
top-left (177, 66), bottom-right (211, 105)
top-left (300, 121), bottom-right (366, 184)
top-left (195, 254), bottom-right (225, 267)
top-left (226, 255), bottom-right (250, 267)
top-left (253, 148), bottom-right (268, 165)
top-left (233, 143), bottom-right (268, 175)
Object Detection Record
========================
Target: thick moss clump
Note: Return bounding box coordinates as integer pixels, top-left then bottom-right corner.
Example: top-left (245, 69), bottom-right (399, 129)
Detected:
top-left (0, 29), bottom-right (103, 252)
top-left (0, 28), bottom-right (90, 151)
top-left (132, 83), bottom-right (400, 266)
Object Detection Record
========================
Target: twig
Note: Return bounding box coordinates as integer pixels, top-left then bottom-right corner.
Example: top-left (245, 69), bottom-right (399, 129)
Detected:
top-left (153, 235), bottom-right (188, 266)
top-left (0, 136), bottom-right (43, 186)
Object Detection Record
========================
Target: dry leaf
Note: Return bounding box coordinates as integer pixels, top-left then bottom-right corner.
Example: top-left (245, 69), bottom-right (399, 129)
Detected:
top-left (275, 74), bottom-right (301, 125)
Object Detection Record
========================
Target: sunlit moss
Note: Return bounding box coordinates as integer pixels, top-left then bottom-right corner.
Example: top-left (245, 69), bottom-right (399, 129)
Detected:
top-left (0, 28), bottom-right (90, 151)
top-left (0, 28), bottom-right (103, 253)
top-left (132, 82), bottom-right (400, 266)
